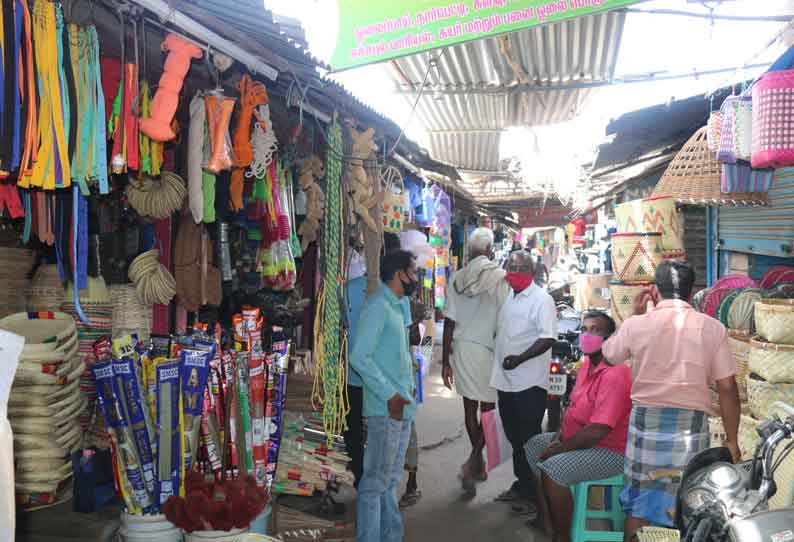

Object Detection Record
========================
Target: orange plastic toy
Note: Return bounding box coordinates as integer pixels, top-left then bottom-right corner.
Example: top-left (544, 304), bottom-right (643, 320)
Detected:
top-left (140, 34), bottom-right (202, 142)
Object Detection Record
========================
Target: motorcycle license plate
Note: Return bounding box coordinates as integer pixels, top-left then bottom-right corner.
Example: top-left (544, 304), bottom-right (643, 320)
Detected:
top-left (548, 374), bottom-right (567, 396)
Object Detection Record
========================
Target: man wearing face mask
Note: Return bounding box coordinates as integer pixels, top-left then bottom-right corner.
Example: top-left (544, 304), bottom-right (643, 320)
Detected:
top-left (350, 249), bottom-right (419, 542)
top-left (492, 250), bottom-right (557, 510)
top-left (523, 311), bottom-right (632, 540)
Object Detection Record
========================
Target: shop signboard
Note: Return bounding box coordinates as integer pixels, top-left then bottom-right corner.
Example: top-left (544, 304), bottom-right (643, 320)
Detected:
top-left (330, 0), bottom-right (644, 71)
top-left (519, 205), bottom-right (572, 228)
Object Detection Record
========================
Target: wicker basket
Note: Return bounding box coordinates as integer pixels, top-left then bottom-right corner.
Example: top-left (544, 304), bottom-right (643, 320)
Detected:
top-left (717, 289), bottom-right (742, 326)
top-left (26, 265), bottom-right (66, 313)
top-left (614, 196), bottom-right (685, 258)
top-left (611, 233), bottom-right (664, 284)
top-left (653, 126), bottom-right (767, 206)
top-left (729, 334), bottom-right (751, 400)
top-left (746, 373), bottom-right (794, 419)
top-left (728, 289), bottom-right (763, 334)
top-left (610, 282), bottom-right (651, 327)
top-left (760, 266), bottom-right (794, 289)
top-left (755, 299), bottom-right (794, 345)
top-left (110, 284), bottom-right (153, 342)
top-left (709, 415), bottom-right (759, 461)
top-left (749, 337), bottom-right (794, 384)
top-left (636, 528), bottom-right (680, 542)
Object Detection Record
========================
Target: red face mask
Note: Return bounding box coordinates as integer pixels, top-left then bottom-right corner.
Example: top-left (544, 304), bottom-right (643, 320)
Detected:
top-left (506, 272), bottom-right (533, 292)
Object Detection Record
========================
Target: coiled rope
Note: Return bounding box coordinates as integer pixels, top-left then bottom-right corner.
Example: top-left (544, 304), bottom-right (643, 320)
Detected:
top-left (312, 119), bottom-right (348, 444)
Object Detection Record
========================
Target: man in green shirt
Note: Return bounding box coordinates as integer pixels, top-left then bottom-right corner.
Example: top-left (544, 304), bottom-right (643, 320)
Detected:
top-left (351, 250), bottom-right (418, 542)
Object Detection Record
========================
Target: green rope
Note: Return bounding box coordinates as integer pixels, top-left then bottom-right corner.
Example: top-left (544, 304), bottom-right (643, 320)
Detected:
top-left (315, 119), bottom-right (347, 444)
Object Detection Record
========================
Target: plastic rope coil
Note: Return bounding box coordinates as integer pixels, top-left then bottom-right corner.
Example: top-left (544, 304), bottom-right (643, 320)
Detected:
top-left (312, 119), bottom-right (348, 444)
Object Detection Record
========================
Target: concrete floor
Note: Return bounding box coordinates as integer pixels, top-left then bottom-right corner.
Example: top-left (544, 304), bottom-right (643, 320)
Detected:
top-left (402, 360), bottom-right (548, 542)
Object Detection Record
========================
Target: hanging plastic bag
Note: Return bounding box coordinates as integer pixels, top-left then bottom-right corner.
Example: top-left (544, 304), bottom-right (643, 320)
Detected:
top-left (482, 408), bottom-right (512, 472)
top-left (382, 177), bottom-right (407, 234)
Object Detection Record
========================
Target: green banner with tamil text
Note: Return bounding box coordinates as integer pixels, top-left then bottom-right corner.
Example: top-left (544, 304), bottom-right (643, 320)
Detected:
top-left (330, 0), bottom-right (643, 71)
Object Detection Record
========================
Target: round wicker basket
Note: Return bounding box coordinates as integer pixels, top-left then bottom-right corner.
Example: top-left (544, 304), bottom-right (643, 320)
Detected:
top-left (610, 282), bottom-right (651, 327)
top-left (611, 233), bottom-right (664, 284)
top-left (110, 284), bottom-right (153, 342)
top-left (749, 337), bottom-right (794, 384)
top-left (746, 373), bottom-right (794, 419)
top-left (728, 289), bottom-right (763, 334)
top-left (26, 265), bottom-right (66, 313)
top-left (755, 299), bottom-right (794, 345)
top-left (653, 126), bottom-right (767, 205)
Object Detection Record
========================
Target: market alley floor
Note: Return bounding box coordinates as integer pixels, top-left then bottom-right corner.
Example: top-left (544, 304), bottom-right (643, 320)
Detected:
top-left (401, 360), bottom-right (549, 542)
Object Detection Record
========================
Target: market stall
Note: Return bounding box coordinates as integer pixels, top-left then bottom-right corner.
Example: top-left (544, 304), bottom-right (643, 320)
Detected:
top-left (0, 0), bottom-right (465, 539)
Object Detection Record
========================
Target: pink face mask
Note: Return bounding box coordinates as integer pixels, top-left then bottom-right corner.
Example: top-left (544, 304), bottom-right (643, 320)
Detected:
top-left (580, 333), bottom-right (605, 355)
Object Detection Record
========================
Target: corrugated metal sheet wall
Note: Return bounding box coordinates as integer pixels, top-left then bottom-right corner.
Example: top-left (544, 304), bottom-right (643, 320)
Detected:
top-left (683, 206), bottom-right (707, 288)
top-left (719, 168), bottom-right (794, 258)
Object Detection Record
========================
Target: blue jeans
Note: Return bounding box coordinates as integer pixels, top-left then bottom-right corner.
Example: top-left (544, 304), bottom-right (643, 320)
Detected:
top-left (356, 416), bottom-right (412, 542)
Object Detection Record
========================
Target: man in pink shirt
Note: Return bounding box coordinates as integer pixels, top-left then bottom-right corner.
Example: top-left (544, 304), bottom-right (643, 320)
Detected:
top-left (524, 311), bottom-right (632, 542)
top-left (602, 260), bottom-right (740, 541)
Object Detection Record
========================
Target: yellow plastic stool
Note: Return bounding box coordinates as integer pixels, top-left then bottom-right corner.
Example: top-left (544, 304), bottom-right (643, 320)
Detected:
top-left (570, 475), bottom-right (625, 542)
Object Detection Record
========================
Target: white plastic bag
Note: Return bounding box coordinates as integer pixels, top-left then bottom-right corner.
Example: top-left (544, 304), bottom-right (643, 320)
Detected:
top-left (0, 330), bottom-right (24, 542)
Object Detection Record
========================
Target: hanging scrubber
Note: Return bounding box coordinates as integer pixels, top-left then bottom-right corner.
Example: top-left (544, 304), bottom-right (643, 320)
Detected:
top-left (128, 249), bottom-right (176, 305)
top-left (140, 34), bottom-right (202, 142)
top-left (125, 172), bottom-right (187, 220)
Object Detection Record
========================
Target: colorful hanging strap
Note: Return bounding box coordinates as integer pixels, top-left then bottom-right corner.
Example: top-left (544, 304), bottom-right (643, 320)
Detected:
top-left (90, 26), bottom-right (108, 194)
top-left (15, 0), bottom-right (36, 175)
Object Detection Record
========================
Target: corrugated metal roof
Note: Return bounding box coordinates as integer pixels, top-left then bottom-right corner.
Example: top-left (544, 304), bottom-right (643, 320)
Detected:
top-left (388, 10), bottom-right (626, 173)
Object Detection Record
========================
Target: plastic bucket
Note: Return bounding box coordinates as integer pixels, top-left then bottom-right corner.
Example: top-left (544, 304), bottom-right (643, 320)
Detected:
top-left (184, 528), bottom-right (247, 542)
top-left (118, 513), bottom-right (182, 542)
top-left (248, 504), bottom-right (272, 535)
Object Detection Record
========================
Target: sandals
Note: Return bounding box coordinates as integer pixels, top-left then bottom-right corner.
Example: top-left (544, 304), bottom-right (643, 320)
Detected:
top-left (495, 487), bottom-right (523, 502)
top-left (399, 490), bottom-right (422, 508)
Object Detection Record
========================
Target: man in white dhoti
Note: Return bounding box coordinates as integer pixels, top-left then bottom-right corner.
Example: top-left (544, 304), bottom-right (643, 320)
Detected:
top-left (442, 227), bottom-right (509, 497)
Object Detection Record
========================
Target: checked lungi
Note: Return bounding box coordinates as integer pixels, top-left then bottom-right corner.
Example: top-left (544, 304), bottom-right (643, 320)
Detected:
top-left (621, 406), bottom-right (709, 527)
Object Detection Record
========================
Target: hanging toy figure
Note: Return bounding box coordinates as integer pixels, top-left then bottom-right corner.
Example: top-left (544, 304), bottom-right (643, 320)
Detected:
top-left (140, 34), bottom-right (202, 142)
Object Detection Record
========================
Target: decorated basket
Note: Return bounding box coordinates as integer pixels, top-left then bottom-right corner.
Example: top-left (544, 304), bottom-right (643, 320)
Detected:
top-left (718, 96), bottom-right (739, 164)
top-left (707, 111), bottom-right (721, 153)
top-left (713, 274), bottom-right (758, 290)
top-left (611, 233), bottom-right (664, 284)
top-left (771, 270), bottom-right (794, 288)
top-left (691, 288), bottom-right (708, 313)
top-left (734, 96), bottom-right (753, 162)
top-left (755, 299), bottom-right (794, 345)
top-left (614, 196), bottom-right (684, 258)
top-left (610, 282), bottom-right (651, 327)
top-left (717, 289), bottom-right (742, 327)
top-left (760, 266), bottom-right (794, 289)
top-left (747, 373), bottom-right (794, 419)
top-left (749, 337), bottom-right (794, 384)
top-left (728, 289), bottom-right (763, 334)
top-left (702, 287), bottom-right (733, 319)
top-left (752, 69), bottom-right (794, 169)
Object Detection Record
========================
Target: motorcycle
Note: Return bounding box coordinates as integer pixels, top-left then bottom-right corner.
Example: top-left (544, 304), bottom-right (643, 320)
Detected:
top-left (675, 402), bottom-right (794, 542)
top-left (547, 306), bottom-right (582, 433)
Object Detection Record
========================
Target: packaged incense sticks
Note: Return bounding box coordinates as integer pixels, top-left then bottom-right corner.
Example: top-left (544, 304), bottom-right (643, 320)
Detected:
top-left (179, 347), bottom-right (213, 471)
top-left (235, 353), bottom-right (254, 473)
top-left (92, 361), bottom-right (151, 514)
top-left (156, 360), bottom-right (183, 505)
top-left (112, 356), bottom-right (157, 502)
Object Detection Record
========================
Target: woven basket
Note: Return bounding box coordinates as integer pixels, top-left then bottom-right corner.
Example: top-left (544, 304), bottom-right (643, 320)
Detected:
top-left (713, 274), bottom-right (758, 290)
top-left (110, 284), bottom-right (153, 342)
top-left (692, 288), bottom-right (707, 312)
top-left (653, 126), bottom-right (768, 206)
top-left (749, 337), bottom-right (794, 384)
top-left (729, 289), bottom-right (763, 333)
top-left (707, 111), bottom-right (721, 152)
top-left (614, 196), bottom-right (685, 258)
top-left (729, 334), bottom-right (751, 400)
top-left (610, 282), bottom-right (651, 327)
top-left (26, 265), bottom-right (66, 313)
top-left (709, 415), bottom-right (759, 461)
top-left (717, 289), bottom-right (742, 326)
top-left (611, 233), bottom-right (664, 284)
top-left (746, 373), bottom-right (794, 419)
top-left (636, 527), bottom-right (680, 542)
top-left (760, 266), bottom-right (794, 289)
top-left (0, 247), bottom-right (34, 279)
top-left (755, 299), bottom-right (794, 345)
top-left (702, 287), bottom-right (733, 319)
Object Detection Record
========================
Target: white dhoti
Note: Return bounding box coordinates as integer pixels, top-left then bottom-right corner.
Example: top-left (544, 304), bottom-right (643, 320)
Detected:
top-left (451, 341), bottom-right (497, 403)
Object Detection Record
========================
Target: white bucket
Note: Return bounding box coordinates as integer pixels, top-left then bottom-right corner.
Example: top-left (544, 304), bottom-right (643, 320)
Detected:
top-left (184, 528), bottom-right (247, 542)
top-left (118, 513), bottom-right (183, 542)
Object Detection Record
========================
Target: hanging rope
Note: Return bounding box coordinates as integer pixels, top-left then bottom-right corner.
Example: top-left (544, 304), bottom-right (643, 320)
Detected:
top-left (312, 118), bottom-right (348, 444)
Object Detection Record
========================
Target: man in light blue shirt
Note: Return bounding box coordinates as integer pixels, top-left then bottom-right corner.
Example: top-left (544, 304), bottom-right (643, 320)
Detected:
top-left (350, 250), bottom-right (418, 542)
top-left (343, 273), bottom-right (411, 488)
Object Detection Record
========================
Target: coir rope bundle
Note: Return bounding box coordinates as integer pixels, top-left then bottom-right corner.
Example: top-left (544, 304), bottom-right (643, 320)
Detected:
top-left (126, 172), bottom-right (187, 220)
top-left (128, 249), bottom-right (176, 305)
top-left (312, 119), bottom-right (348, 444)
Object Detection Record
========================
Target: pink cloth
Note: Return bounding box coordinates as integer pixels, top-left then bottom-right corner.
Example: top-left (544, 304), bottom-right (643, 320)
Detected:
top-left (561, 356), bottom-right (632, 455)
top-left (603, 299), bottom-right (736, 413)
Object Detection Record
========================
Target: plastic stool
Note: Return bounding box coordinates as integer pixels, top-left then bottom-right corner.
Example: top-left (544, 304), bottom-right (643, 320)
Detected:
top-left (571, 475), bottom-right (625, 542)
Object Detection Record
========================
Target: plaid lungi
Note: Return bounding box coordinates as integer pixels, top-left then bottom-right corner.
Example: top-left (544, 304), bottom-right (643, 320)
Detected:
top-left (621, 406), bottom-right (709, 527)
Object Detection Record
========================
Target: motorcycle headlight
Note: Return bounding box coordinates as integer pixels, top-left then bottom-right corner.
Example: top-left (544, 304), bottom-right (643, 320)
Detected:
top-left (685, 488), bottom-right (716, 510)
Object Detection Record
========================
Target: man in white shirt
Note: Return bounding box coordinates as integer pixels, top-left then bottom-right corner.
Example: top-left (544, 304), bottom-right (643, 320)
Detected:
top-left (493, 250), bottom-right (557, 508)
top-left (442, 227), bottom-right (510, 496)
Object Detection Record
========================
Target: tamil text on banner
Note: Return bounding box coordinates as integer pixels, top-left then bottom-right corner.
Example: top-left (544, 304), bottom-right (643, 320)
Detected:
top-left (330, 0), bottom-right (644, 71)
